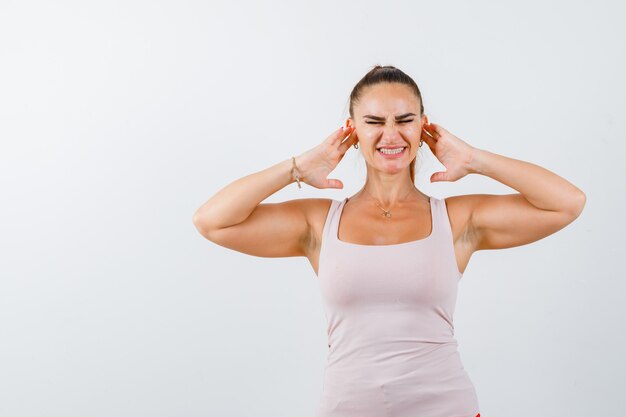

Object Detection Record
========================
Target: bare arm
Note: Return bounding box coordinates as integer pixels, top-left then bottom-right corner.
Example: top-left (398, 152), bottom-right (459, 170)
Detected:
top-left (421, 122), bottom-right (586, 252)
top-left (192, 126), bottom-right (357, 258)
top-left (466, 149), bottom-right (586, 251)
top-left (192, 158), bottom-right (311, 257)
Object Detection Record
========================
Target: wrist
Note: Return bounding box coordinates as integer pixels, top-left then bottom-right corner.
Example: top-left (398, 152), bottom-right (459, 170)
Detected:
top-left (466, 147), bottom-right (486, 175)
top-left (290, 155), bottom-right (305, 188)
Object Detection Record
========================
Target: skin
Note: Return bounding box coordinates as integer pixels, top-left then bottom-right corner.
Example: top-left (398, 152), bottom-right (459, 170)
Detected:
top-left (347, 82), bottom-right (429, 202)
top-left (193, 82), bottom-right (587, 278)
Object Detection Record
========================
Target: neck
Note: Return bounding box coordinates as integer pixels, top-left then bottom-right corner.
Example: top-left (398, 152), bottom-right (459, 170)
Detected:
top-left (360, 182), bottom-right (418, 207)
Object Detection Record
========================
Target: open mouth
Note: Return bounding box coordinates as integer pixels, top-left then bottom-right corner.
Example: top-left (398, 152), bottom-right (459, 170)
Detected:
top-left (377, 146), bottom-right (407, 156)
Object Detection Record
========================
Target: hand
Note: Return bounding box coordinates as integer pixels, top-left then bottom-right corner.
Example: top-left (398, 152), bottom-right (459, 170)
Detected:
top-left (294, 126), bottom-right (357, 189)
top-left (421, 122), bottom-right (477, 182)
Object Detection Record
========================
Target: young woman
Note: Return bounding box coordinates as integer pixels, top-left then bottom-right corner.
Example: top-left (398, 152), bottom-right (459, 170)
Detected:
top-left (193, 65), bottom-right (586, 417)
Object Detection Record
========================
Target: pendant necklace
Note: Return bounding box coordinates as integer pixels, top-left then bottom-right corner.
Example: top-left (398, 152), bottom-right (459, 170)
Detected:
top-left (363, 187), bottom-right (416, 219)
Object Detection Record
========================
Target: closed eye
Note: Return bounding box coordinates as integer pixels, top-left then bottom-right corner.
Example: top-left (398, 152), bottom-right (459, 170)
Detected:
top-left (365, 120), bottom-right (414, 124)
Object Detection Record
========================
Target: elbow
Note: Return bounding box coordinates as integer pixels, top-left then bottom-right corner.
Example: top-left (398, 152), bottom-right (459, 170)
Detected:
top-left (566, 191), bottom-right (586, 218)
top-left (192, 210), bottom-right (211, 238)
top-left (192, 210), bottom-right (201, 229)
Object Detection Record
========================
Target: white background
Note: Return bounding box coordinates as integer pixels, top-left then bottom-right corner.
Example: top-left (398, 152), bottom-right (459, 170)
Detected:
top-left (1, 0), bottom-right (624, 416)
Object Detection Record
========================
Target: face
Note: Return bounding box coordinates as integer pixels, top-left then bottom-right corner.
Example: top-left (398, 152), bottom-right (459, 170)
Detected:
top-left (347, 82), bottom-right (428, 175)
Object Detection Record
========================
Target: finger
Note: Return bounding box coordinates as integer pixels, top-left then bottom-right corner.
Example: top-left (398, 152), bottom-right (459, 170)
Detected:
top-left (423, 123), bottom-right (437, 138)
top-left (328, 126), bottom-right (353, 144)
top-left (421, 129), bottom-right (436, 152)
top-left (324, 178), bottom-right (344, 189)
top-left (421, 126), bottom-right (437, 143)
top-left (430, 171), bottom-right (449, 183)
top-left (338, 130), bottom-right (357, 153)
top-left (425, 122), bottom-right (445, 138)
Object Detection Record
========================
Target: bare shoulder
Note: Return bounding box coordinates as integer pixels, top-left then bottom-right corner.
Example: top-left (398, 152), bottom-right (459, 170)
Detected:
top-left (301, 197), bottom-right (334, 220)
top-left (256, 197), bottom-right (333, 256)
top-left (265, 197), bottom-right (333, 251)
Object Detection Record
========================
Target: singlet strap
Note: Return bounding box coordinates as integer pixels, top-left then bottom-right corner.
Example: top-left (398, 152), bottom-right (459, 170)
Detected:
top-left (433, 197), bottom-right (455, 241)
top-left (321, 199), bottom-right (340, 244)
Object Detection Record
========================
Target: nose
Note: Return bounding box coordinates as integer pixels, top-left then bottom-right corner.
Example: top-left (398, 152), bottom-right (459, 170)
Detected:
top-left (382, 122), bottom-right (403, 139)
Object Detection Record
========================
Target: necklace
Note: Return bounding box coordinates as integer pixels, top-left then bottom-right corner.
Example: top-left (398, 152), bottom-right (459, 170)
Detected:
top-left (363, 187), bottom-right (416, 219)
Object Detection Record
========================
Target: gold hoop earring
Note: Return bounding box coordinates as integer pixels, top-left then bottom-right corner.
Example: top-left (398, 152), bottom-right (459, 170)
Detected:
top-left (353, 143), bottom-right (359, 149)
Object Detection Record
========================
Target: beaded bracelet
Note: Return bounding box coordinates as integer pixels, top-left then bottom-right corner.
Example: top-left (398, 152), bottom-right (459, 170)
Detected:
top-left (291, 156), bottom-right (303, 189)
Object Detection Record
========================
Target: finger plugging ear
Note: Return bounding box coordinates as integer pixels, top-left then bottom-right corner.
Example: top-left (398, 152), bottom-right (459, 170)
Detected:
top-left (421, 126), bottom-right (436, 149)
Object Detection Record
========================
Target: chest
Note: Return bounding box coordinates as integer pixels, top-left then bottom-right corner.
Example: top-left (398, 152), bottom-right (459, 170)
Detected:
top-left (317, 243), bottom-right (460, 310)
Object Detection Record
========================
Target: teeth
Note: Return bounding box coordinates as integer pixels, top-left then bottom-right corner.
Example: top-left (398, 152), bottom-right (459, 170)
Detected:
top-left (379, 147), bottom-right (405, 155)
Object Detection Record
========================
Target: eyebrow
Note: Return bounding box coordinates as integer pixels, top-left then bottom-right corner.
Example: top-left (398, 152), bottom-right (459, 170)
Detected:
top-left (362, 113), bottom-right (417, 121)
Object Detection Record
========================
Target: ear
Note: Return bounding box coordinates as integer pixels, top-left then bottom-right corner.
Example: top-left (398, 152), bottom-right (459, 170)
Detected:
top-left (346, 118), bottom-right (358, 136)
top-left (422, 114), bottom-right (429, 127)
